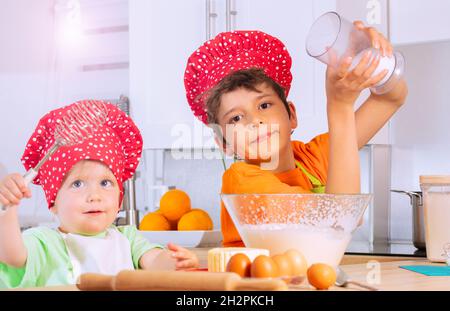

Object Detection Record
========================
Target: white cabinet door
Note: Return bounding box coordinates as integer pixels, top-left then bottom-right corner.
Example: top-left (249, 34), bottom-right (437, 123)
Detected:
top-left (389, 0), bottom-right (450, 46)
top-left (336, 0), bottom-right (389, 36)
top-left (233, 0), bottom-right (336, 142)
top-left (130, 0), bottom-right (221, 149)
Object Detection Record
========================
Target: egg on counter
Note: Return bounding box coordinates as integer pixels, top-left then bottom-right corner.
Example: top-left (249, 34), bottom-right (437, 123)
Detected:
top-left (251, 255), bottom-right (279, 278)
top-left (284, 249), bottom-right (308, 276)
top-left (207, 247), bottom-right (269, 273)
top-left (226, 253), bottom-right (252, 277)
top-left (271, 254), bottom-right (292, 277)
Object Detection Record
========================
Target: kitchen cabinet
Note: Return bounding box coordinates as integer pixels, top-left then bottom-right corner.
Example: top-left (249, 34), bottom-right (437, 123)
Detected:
top-left (389, 0), bottom-right (450, 46)
top-left (338, 0), bottom-right (450, 46)
top-left (57, 0), bottom-right (130, 105)
top-left (129, 0), bottom-right (210, 149)
top-left (129, 0), bottom-right (336, 149)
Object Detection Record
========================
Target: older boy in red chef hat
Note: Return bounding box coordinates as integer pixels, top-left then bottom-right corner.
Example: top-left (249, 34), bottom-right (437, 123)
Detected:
top-left (0, 100), bottom-right (199, 289)
top-left (184, 24), bottom-right (408, 247)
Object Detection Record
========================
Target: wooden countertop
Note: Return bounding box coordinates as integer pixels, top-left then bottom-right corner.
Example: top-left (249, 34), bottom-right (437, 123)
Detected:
top-left (10, 249), bottom-right (450, 291)
top-left (192, 248), bottom-right (450, 291)
top-left (336, 260), bottom-right (450, 291)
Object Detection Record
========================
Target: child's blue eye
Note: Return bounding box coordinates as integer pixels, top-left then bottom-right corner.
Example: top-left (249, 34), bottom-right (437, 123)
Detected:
top-left (101, 179), bottom-right (113, 187)
top-left (259, 102), bottom-right (271, 110)
top-left (71, 180), bottom-right (84, 188)
top-left (229, 115), bottom-right (243, 124)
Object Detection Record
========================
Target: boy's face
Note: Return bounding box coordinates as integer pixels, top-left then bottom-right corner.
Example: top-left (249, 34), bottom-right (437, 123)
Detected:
top-left (51, 160), bottom-right (121, 235)
top-left (215, 83), bottom-right (297, 168)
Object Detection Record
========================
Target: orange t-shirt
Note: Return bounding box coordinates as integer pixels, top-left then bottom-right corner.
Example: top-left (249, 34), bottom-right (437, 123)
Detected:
top-left (220, 133), bottom-right (329, 247)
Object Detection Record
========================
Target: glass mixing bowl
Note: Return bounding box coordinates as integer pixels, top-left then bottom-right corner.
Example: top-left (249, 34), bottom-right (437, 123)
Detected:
top-left (221, 193), bottom-right (372, 267)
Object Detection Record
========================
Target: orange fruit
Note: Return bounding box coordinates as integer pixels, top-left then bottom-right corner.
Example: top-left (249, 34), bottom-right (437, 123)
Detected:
top-left (168, 220), bottom-right (179, 231)
top-left (139, 212), bottom-right (171, 231)
top-left (159, 189), bottom-right (191, 223)
top-left (177, 209), bottom-right (213, 231)
top-left (307, 263), bottom-right (337, 290)
top-left (153, 210), bottom-right (175, 230)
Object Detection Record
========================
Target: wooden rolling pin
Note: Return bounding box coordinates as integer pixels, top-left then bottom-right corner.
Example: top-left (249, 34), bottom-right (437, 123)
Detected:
top-left (77, 270), bottom-right (288, 291)
top-left (77, 273), bottom-right (115, 291)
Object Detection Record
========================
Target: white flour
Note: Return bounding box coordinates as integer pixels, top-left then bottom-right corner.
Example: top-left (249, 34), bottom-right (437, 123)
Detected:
top-left (240, 223), bottom-right (351, 267)
top-left (350, 47), bottom-right (395, 87)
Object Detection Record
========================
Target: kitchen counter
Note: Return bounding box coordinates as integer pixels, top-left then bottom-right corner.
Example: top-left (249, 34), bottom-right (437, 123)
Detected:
top-left (11, 249), bottom-right (449, 291)
top-left (336, 260), bottom-right (449, 291)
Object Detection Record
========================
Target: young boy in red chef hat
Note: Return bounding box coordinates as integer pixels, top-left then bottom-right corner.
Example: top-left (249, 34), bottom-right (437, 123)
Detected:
top-left (184, 23), bottom-right (408, 247)
top-left (0, 100), bottom-right (199, 289)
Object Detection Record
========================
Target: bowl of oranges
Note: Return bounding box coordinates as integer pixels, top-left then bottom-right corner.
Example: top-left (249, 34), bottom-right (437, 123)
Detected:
top-left (221, 193), bottom-right (372, 267)
top-left (139, 189), bottom-right (222, 247)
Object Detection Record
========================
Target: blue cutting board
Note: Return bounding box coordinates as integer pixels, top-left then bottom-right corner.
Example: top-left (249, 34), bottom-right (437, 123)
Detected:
top-left (400, 265), bottom-right (450, 276)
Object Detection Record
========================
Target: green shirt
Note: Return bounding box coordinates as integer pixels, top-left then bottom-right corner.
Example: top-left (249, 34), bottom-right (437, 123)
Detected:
top-left (0, 225), bottom-right (162, 289)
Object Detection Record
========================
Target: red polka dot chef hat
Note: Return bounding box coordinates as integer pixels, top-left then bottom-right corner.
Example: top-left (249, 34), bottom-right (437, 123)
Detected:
top-left (21, 100), bottom-right (143, 208)
top-left (184, 30), bottom-right (293, 124)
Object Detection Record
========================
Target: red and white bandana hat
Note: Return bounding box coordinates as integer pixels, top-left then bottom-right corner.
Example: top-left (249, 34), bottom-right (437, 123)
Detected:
top-left (184, 30), bottom-right (293, 124)
top-left (21, 100), bottom-right (143, 209)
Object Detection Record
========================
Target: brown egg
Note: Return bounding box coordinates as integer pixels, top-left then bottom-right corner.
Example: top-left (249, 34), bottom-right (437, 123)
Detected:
top-left (226, 253), bottom-right (251, 278)
top-left (271, 254), bottom-right (292, 277)
top-left (250, 255), bottom-right (279, 278)
top-left (284, 249), bottom-right (308, 276)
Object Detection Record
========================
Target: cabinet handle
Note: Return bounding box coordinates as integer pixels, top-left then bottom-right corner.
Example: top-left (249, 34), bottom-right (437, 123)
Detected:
top-left (226, 0), bottom-right (238, 32)
top-left (206, 0), bottom-right (218, 40)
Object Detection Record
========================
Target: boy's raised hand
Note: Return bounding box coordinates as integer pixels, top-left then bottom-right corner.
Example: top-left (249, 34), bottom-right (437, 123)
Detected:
top-left (167, 242), bottom-right (200, 270)
top-left (353, 21), bottom-right (408, 104)
top-left (0, 173), bottom-right (32, 208)
top-left (325, 21), bottom-right (393, 106)
top-left (353, 21), bottom-right (392, 57)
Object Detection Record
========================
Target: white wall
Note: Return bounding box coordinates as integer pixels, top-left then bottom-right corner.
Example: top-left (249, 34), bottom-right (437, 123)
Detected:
top-left (0, 0), bottom-right (130, 228)
top-left (0, 0), bottom-right (56, 226)
top-left (390, 40), bottom-right (450, 241)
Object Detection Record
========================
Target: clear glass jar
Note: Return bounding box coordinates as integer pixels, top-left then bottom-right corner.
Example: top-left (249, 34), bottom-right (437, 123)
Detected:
top-left (420, 176), bottom-right (450, 262)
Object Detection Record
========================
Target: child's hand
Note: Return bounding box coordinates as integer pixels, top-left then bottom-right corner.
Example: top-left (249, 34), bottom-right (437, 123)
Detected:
top-left (0, 173), bottom-right (31, 207)
top-left (167, 242), bottom-right (200, 270)
top-left (354, 21), bottom-right (408, 104)
top-left (353, 21), bottom-right (392, 57)
top-left (326, 22), bottom-right (392, 106)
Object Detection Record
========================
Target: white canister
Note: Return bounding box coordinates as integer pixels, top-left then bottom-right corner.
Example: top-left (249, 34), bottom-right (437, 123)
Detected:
top-left (420, 176), bottom-right (450, 262)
